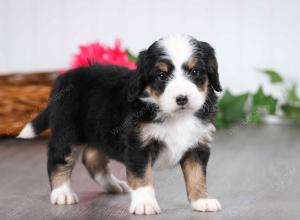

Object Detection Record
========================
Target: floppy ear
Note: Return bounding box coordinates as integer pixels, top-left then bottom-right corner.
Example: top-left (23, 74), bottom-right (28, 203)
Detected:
top-left (207, 53), bottom-right (222, 92)
top-left (136, 50), bottom-right (148, 74)
top-left (127, 50), bottom-right (148, 102)
top-left (199, 42), bottom-right (222, 92)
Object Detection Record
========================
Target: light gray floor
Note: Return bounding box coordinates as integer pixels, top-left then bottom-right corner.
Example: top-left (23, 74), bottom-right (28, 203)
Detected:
top-left (0, 125), bottom-right (299, 220)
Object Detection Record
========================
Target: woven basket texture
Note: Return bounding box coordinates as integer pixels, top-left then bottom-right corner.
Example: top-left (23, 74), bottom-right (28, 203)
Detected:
top-left (0, 72), bottom-right (56, 137)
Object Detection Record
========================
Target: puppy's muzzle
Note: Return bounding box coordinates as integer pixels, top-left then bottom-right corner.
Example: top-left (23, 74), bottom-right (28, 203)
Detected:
top-left (176, 95), bottom-right (188, 106)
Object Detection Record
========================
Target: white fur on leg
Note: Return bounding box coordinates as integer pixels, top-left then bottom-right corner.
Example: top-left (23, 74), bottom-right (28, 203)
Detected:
top-left (191, 198), bottom-right (222, 212)
top-left (50, 181), bottom-right (79, 205)
top-left (94, 173), bottom-right (130, 193)
top-left (129, 185), bottom-right (161, 215)
top-left (17, 123), bottom-right (36, 139)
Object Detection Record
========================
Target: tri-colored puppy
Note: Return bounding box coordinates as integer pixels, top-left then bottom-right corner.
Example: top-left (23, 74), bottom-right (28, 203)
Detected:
top-left (18, 34), bottom-right (222, 215)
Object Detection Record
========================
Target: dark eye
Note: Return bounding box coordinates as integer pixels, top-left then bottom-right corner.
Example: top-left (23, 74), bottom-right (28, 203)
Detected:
top-left (190, 68), bottom-right (201, 76)
top-left (156, 72), bottom-right (168, 81)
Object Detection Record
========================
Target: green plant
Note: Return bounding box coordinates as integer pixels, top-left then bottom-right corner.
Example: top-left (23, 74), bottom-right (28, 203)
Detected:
top-left (216, 69), bottom-right (300, 128)
top-left (216, 90), bottom-right (249, 128)
top-left (281, 83), bottom-right (300, 123)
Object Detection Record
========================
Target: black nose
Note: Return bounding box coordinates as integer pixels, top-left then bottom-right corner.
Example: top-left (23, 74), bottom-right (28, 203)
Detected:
top-left (176, 95), bottom-right (188, 106)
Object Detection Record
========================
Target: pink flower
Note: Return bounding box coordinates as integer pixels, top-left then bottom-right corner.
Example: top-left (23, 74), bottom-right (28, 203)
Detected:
top-left (68, 39), bottom-right (136, 71)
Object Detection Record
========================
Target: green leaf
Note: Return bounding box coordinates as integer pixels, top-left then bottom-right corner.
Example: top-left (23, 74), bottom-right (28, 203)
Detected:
top-left (281, 104), bottom-right (300, 123)
top-left (249, 86), bottom-right (278, 124)
top-left (215, 111), bottom-right (226, 129)
top-left (260, 69), bottom-right (284, 84)
top-left (253, 86), bottom-right (277, 114)
top-left (216, 89), bottom-right (249, 128)
top-left (249, 111), bottom-right (262, 124)
top-left (126, 50), bottom-right (137, 62)
top-left (287, 83), bottom-right (300, 104)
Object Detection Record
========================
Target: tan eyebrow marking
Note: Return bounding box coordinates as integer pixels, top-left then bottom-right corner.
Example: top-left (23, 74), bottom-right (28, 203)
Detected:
top-left (186, 57), bottom-right (197, 70)
top-left (156, 62), bottom-right (169, 73)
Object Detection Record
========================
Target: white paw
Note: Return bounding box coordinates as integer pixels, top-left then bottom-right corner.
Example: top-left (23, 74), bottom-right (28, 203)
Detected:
top-left (50, 182), bottom-right (79, 205)
top-left (95, 174), bottom-right (130, 193)
top-left (129, 186), bottom-right (161, 215)
top-left (191, 198), bottom-right (222, 212)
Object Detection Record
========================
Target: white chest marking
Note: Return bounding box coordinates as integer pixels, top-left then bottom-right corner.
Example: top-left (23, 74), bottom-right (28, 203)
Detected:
top-left (141, 114), bottom-right (215, 169)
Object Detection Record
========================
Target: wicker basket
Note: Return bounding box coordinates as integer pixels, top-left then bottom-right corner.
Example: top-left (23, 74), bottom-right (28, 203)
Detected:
top-left (0, 72), bottom-right (57, 137)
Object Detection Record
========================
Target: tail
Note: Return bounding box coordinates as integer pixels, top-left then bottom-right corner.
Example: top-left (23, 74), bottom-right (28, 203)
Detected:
top-left (17, 107), bottom-right (50, 139)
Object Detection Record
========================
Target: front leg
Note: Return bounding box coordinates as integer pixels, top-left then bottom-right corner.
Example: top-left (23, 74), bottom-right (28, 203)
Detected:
top-left (126, 152), bottom-right (160, 215)
top-left (180, 145), bottom-right (222, 212)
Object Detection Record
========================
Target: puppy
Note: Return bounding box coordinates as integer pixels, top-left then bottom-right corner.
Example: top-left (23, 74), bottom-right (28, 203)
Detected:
top-left (18, 34), bottom-right (222, 215)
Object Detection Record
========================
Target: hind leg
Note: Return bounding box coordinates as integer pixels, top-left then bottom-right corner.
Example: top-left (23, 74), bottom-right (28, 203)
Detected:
top-left (47, 137), bottom-right (79, 205)
top-left (82, 146), bottom-right (129, 193)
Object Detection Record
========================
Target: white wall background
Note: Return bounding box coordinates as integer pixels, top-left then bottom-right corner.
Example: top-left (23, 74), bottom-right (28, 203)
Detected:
top-left (0, 0), bottom-right (300, 93)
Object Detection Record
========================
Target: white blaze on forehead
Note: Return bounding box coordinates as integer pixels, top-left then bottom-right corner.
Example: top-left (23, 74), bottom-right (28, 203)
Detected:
top-left (159, 34), bottom-right (193, 73)
top-left (158, 35), bottom-right (205, 114)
